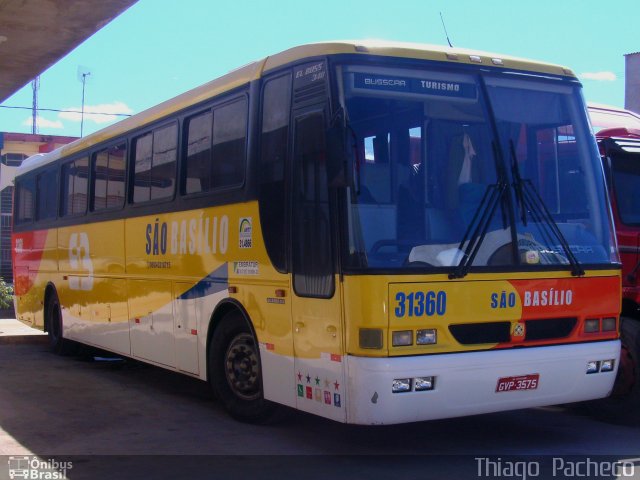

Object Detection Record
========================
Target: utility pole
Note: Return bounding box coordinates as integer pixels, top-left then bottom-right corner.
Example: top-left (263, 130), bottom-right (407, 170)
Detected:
top-left (80, 71), bottom-right (91, 137)
top-left (31, 76), bottom-right (39, 134)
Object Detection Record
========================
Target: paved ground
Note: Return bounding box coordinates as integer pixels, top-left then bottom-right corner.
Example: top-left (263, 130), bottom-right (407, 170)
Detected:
top-left (0, 318), bottom-right (46, 345)
top-left (0, 319), bottom-right (639, 479)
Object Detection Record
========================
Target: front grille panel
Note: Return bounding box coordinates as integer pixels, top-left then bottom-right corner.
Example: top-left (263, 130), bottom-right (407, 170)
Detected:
top-left (448, 322), bottom-right (511, 345)
top-left (525, 317), bottom-right (577, 341)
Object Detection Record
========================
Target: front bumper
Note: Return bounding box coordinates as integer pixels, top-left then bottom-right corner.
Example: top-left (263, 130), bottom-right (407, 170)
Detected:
top-left (345, 340), bottom-right (620, 425)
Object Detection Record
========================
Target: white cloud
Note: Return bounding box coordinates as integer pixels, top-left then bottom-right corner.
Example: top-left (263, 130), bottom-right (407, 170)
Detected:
top-left (59, 101), bottom-right (133, 124)
top-left (580, 71), bottom-right (617, 82)
top-left (22, 116), bottom-right (64, 129)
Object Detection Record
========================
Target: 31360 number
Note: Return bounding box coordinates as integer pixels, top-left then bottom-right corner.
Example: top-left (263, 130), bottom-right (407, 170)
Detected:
top-left (395, 291), bottom-right (447, 317)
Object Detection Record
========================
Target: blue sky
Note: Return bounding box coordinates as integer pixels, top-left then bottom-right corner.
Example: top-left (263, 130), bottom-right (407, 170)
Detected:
top-left (1, 0), bottom-right (638, 137)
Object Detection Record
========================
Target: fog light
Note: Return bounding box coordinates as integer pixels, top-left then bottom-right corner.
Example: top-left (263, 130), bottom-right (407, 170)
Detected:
top-left (586, 361), bottom-right (600, 374)
top-left (414, 376), bottom-right (435, 391)
top-left (392, 378), bottom-right (411, 393)
top-left (584, 319), bottom-right (600, 333)
top-left (601, 317), bottom-right (617, 332)
top-left (392, 330), bottom-right (413, 347)
top-left (601, 359), bottom-right (615, 372)
top-left (416, 329), bottom-right (437, 345)
top-left (360, 329), bottom-right (383, 349)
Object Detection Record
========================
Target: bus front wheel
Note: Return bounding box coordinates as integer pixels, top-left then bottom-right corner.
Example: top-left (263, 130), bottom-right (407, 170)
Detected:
top-left (209, 310), bottom-right (277, 423)
top-left (614, 318), bottom-right (640, 402)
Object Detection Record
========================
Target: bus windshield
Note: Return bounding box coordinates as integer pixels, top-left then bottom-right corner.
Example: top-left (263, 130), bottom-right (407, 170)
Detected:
top-left (340, 65), bottom-right (616, 271)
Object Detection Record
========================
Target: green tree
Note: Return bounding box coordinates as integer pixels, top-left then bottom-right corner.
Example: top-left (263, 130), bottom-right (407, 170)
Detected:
top-left (0, 278), bottom-right (14, 309)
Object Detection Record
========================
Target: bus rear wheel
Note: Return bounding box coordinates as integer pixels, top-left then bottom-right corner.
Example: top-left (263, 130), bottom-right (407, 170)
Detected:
top-left (209, 310), bottom-right (277, 423)
top-left (46, 290), bottom-right (76, 356)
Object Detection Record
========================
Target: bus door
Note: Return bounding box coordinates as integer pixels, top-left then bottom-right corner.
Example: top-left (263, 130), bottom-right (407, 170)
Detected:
top-left (290, 104), bottom-right (346, 422)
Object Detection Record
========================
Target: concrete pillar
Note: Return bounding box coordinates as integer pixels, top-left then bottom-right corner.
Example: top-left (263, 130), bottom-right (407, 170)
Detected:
top-left (625, 52), bottom-right (640, 115)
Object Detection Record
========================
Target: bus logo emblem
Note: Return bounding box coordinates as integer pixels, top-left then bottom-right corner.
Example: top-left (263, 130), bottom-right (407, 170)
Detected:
top-left (239, 217), bottom-right (252, 249)
top-left (513, 322), bottom-right (525, 337)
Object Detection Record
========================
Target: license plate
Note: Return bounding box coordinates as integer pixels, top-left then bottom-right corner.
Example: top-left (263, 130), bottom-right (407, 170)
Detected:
top-left (496, 374), bottom-right (539, 392)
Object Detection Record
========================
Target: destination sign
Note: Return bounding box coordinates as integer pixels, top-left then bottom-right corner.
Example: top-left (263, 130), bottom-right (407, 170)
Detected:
top-left (354, 73), bottom-right (477, 99)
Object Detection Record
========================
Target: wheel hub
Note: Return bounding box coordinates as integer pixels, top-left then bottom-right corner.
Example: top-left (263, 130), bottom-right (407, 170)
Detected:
top-left (224, 333), bottom-right (260, 401)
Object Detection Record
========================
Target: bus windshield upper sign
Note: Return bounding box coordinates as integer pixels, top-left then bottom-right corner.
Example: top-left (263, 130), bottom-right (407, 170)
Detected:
top-left (353, 73), bottom-right (477, 99)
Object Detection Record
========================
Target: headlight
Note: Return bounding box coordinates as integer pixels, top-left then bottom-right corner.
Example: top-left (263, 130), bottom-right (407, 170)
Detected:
top-left (416, 329), bottom-right (437, 345)
top-left (392, 330), bottom-right (413, 347)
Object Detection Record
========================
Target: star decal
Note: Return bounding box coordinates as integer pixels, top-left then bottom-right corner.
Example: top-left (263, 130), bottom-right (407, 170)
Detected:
top-left (306, 373), bottom-right (311, 384)
top-left (297, 371), bottom-right (302, 382)
top-left (334, 380), bottom-right (340, 391)
top-left (324, 379), bottom-right (331, 388)
top-left (315, 376), bottom-right (320, 386)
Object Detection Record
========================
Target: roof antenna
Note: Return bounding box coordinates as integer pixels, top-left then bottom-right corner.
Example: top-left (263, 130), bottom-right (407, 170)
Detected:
top-left (440, 12), bottom-right (453, 48)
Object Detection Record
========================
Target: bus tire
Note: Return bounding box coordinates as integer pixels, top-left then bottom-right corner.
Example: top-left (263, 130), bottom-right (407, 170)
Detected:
top-left (45, 290), bottom-right (77, 356)
top-left (575, 317), bottom-right (640, 424)
top-left (614, 318), bottom-right (640, 405)
top-left (209, 310), bottom-right (277, 423)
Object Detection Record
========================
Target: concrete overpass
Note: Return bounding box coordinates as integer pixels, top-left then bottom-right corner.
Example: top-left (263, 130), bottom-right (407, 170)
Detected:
top-left (0, 0), bottom-right (137, 102)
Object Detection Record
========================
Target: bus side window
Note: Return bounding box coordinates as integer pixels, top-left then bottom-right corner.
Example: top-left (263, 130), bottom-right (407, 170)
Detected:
top-left (184, 110), bottom-right (213, 194)
top-left (92, 143), bottom-right (126, 211)
top-left (132, 123), bottom-right (178, 203)
top-left (259, 74), bottom-right (291, 273)
top-left (36, 169), bottom-right (58, 221)
top-left (212, 98), bottom-right (247, 189)
top-left (15, 177), bottom-right (36, 225)
top-left (183, 97), bottom-right (246, 195)
top-left (60, 157), bottom-right (89, 217)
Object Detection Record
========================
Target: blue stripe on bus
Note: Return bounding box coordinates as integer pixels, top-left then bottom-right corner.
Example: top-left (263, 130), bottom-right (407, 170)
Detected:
top-left (178, 263), bottom-right (228, 300)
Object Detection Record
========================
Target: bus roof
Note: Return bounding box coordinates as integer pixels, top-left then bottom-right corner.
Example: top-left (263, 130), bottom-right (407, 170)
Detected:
top-left (17, 40), bottom-right (576, 177)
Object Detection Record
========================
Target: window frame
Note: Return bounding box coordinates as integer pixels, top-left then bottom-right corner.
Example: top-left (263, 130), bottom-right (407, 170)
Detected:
top-left (35, 167), bottom-right (59, 222)
top-left (59, 155), bottom-right (90, 219)
top-left (90, 140), bottom-right (128, 213)
top-left (14, 175), bottom-right (36, 226)
top-left (181, 107), bottom-right (213, 198)
top-left (180, 93), bottom-right (249, 199)
top-left (257, 72), bottom-right (292, 273)
top-left (130, 120), bottom-right (179, 207)
top-left (1, 153), bottom-right (28, 167)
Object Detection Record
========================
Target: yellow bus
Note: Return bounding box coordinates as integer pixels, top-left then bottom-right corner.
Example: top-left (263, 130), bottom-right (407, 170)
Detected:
top-left (12, 41), bottom-right (621, 424)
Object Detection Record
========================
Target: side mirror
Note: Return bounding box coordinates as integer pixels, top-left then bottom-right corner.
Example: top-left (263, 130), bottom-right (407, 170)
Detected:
top-left (326, 107), bottom-right (352, 188)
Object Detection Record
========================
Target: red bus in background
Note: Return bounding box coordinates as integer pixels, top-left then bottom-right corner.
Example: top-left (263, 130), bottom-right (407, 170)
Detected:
top-left (589, 103), bottom-right (640, 413)
top-left (589, 103), bottom-right (640, 133)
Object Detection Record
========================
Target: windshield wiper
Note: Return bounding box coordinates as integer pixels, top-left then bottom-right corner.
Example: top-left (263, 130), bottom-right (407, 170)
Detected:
top-left (448, 182), bottom-right (507, 279)
top-left (510, 140), bottom-right (528, 225)
top-left (508, 140), bottom-right (585, 277)
top-left (449, 142), bottom-right (509, 279)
